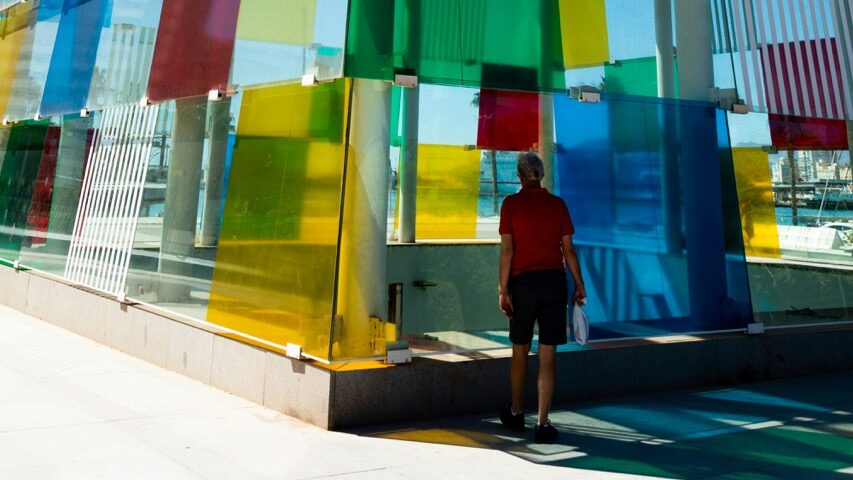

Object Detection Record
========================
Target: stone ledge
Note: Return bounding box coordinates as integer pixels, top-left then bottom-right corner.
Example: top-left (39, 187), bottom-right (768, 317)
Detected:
top-left (4, 266), bottom-right (853, 431)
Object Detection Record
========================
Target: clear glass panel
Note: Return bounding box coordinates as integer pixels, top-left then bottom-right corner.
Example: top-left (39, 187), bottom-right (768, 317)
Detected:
top-left (230, 0), bottom-right (348, 88)
top-left (86, 0), bottom-right (164, 110)
top-left (731, 107), bottom-right (852, 329)
top-left (39, 0), bottom-right (111, 117)
top-left (18, 115), bottom-right (95, 275)
top-left (204, 80), bottom-right (350, 360)
top-left (604, 0), bottom-right (656, 61)
top-left (145, 0), bottom-right (240, 102)
top-left (125, 94), bottom-right (239, 319)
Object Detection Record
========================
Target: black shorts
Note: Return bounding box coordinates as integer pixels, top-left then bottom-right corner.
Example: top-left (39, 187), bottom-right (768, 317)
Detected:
top-left (508, 270), bottom-right (568, 346)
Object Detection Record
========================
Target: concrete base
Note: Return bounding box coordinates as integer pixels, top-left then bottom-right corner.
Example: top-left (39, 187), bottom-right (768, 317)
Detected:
top-left (0, 267), bottom-right (331, 428)
top-left (3, 266), bottom-right (853, 430)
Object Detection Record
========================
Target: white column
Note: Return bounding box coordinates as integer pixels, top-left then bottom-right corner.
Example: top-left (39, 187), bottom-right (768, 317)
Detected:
top-left (336, 79), bottom-right (391, 357)
top-left (539, 94), bottom-right (556, 192)
top-left (674, 0), bottom-right (715, 101)
top-left (656, 0), bottom-right (676, 99)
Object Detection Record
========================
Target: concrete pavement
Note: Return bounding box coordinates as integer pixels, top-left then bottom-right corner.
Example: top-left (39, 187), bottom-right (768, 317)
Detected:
top-left (2, 303), bottom-right (852, 479)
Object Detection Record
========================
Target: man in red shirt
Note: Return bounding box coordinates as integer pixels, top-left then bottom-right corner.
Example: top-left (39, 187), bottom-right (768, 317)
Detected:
top-left (497, 152), bottom-right (585, 444)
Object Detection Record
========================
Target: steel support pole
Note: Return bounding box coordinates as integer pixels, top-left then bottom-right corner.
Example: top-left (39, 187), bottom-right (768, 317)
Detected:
top-left (675, 0), bottom-right (729, 328)
top-left (158, 96), bottom-right (206, 302)
top-left (398, 86), bottom-right (419, 243)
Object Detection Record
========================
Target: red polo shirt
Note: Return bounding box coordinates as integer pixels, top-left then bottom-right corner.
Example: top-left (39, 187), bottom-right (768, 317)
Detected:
top-left (499, 187), bottom-right (575, 278)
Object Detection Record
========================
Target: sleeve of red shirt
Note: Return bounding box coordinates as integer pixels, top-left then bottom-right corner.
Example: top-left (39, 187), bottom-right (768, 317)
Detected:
top-left (560, 199), bottom-right (575, 236)
top-left (498, 198), bottom-right (512, 235)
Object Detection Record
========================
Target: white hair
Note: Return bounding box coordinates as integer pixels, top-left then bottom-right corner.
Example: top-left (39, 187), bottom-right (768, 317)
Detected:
top-left (517, 152), bottom-right (544, 182)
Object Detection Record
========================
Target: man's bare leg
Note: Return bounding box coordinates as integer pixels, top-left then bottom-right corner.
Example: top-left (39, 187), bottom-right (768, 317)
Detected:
top-left (511, 343), bottom-right (530, 413)
top-left (537, 344), bottom-right (556, 424)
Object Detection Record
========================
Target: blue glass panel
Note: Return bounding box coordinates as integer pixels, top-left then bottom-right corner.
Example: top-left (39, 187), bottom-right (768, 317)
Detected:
top-left (555, 94), bottom-right (752, 340)
top-left (40, 0), bottom-right (111, 116)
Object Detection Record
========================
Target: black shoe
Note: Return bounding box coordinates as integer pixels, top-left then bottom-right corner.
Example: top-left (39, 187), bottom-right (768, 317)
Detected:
top-left (499, 407), bottom-right (525, 432)
top-left (534, 421), bottom-right (559, 443)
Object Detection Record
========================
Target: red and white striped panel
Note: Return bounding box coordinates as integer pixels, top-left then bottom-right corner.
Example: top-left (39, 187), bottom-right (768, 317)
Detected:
top-left (730, 0), bottom-right (853, 120)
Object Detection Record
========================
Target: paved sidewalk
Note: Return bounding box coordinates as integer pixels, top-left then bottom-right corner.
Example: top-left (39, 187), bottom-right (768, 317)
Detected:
top-left (0, 305), bottom-right (651, 480)
top-left (2, 304), bottom-right (852, 479)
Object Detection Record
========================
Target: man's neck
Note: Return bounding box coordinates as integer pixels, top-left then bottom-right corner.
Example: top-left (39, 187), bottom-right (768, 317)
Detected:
top-left (521, 181), bottom-right (542, 189)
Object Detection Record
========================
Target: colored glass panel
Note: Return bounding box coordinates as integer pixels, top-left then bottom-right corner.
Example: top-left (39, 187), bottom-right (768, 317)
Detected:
top-left (86, 0), bottom-right (164, 110)
top-left (344, 0), bottom-right (565, 92)
top-left (0, 121), bottom-right (50, 262)
top-left (731, 147), bottom-right (781, 258)
top-left (559, 0), bottom-right (609, 68)
top-left (763, 38), bottom-right (848, 120)
top-left (39, 0), bottom-right (110, 117)
top-left (207, 80), bottom-right (350, 359)
top-left (231, 0), bottom-right (347, 87)
top-left (768, 114), bottom-right (849, 150)
top-left (605, 57), bottom-right (657, 97)
top-left (146, 0), bottom-right (240, 102)
top-left (416, 144), bottom-right (480, 240)
top-left (24, 126), bottom-right (60, 246)
top-left (476, 89), bottom-right (539, 152)
top-left (4, 1), bottom-right (63, 121)
top-left (236, 0), bottom-right (315, 45)
top-left (0, 2), bottom-right (36, 119)
top-left (554, 95), bottom-right (752, 337)
top-left (604, 57), bottom-right (679, 97)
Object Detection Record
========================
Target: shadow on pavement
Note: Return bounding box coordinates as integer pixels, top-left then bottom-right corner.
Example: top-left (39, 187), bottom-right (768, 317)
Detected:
top-left (352, 371), bottom-right (853, 479)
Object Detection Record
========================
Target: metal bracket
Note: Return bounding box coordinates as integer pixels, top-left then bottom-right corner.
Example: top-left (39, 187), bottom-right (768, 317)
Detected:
top-left (386, 340), bottom-right (412, 364)
top-left (413, 280), bottom-right (437, 290)
top-left (747, 322), bottom-right (765, 335)
top-left (285, 343), bottom-right (303, 360)
top-left (393, 74), bottom-right (418, 88)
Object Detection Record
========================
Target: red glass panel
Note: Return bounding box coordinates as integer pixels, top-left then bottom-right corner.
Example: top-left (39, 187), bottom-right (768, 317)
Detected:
top-left (769, 113), bottom-right (849, 150)
top-left (146, 0), bottom-right (241, 102)
top-left (26, 127), bottom-right (61, 246)
top-left (476, 89), bottom-right (540, 152)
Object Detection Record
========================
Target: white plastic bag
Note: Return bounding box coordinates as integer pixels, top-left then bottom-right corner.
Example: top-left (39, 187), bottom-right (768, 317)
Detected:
top-left (572, 301), bottom-right (589, 345)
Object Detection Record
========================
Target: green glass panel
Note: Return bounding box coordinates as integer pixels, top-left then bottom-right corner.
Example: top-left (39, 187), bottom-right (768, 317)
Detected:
top-left (0, 121), bottom-right (50, 262)
top-left (604, 56), bottom-right (680, 98)
top-left (18, 115), bottom-right (93, 274)
top-left (345, 0), bottom-right (565, 92)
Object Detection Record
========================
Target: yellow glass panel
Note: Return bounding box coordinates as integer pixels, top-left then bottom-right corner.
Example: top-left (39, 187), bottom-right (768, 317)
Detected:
top-left (416, 144), bottom-right (481, 240)
top-left (0, 4), bottom-right (34, 117)
top-left (206, 80), bottom-right (350, 360)
top-left (732, 147), bottom-right (781, 258)
top-left (235, 0), bottom-right (316, 45)
top-left (559, 0), bottom-right (609, 68)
